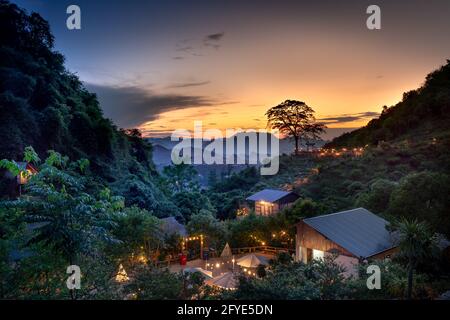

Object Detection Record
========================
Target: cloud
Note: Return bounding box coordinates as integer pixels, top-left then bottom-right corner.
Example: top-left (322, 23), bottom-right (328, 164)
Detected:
top-left (175, 45), bottom-right (193, 53)
top-left (204, 32), bottom-right (225, 49)
top-left (319, 111), bottom-right (379, 124)
top-left (86, 84), bottom-right (214, 129)
top-left (205, 32), bottom-right (225, 41)
top-left (166, 81), bottom-right (211, 89)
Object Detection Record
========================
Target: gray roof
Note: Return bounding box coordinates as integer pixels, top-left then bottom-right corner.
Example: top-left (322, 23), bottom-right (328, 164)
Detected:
top-left (160, 216), bottom-right (187, 237)
top-left (303, 208), bottom-right (396, 258)
top-left (246, 189), bottom-right (293, 202)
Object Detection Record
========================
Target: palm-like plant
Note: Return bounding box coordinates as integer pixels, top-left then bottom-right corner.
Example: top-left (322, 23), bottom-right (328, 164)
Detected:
top-left (396, 218), bottom-right (437, 299)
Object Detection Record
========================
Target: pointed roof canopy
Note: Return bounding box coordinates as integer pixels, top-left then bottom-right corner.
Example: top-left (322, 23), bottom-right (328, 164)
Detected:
top-left (220, 243), bottom-right (232, 258)
top-left (236, 253), bottom-right (270, 268)
top-left (206, 272), bottom-right (237, 290)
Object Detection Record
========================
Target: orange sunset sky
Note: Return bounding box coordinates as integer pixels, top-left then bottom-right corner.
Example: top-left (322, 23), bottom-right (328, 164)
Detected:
top-left (15, 0), bottom-right (450, 139)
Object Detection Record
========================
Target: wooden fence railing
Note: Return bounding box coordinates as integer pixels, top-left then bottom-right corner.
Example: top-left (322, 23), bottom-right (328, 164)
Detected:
top-left (231, 246), bottom-right (295, 255)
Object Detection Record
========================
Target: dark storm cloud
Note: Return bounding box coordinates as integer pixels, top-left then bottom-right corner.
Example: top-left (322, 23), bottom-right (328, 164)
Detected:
top-left (319, 111), bottom-right (379, 124)
top-left (86, 84), bottom-right (214, 128)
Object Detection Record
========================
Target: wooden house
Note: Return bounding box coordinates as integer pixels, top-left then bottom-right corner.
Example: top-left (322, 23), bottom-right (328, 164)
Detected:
top-left (246, 189), bottom-right (299, 216)
top-left (295, 208), bottom-right (398, 275)
top-left (16, 162), bottom-right (38, 185)
top-left (1, 161), bottom-right (38, 197)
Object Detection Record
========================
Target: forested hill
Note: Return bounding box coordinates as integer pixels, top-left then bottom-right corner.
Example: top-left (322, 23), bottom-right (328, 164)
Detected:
top-left (0, 1), bottom-right (178, 216)
top-left (326, 61), bottom-right (450, 148)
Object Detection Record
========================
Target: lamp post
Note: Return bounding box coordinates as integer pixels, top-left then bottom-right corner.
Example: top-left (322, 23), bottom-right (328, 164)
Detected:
top-left (200, 234), bottom-right (204, 260)
top-left (232, 256), bottom-right (235, 271)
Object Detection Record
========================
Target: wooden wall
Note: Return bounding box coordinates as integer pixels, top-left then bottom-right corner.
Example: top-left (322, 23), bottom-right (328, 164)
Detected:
top-left (296, 221), bottom-right (356, 258)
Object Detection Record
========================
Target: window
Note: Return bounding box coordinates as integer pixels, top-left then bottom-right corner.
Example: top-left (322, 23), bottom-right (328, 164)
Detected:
top-left (312, 249), bottom-right (324, 260)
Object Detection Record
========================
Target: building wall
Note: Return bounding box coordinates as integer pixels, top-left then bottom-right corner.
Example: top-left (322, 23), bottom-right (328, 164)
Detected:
top-left (296, 221), bottom-right (355, 258)
top-left (255, 202), bottom-right (279, 215)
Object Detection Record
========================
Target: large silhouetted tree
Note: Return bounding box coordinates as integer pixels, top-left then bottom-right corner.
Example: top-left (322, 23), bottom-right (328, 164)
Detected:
top-left (266, 100), bottom-right (325, 154)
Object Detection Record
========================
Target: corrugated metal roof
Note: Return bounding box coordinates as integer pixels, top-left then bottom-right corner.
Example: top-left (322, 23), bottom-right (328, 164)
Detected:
top-left (246, 189), bottom-right (292, 202)
top-left (303, 208), bottom-right (396, 258)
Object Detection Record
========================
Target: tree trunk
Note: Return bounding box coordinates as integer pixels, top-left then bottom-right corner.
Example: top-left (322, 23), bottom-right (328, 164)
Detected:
top-left (407, 265), bottom-right (413, 299)
top-left (294, 136), bottom-right (300, 155)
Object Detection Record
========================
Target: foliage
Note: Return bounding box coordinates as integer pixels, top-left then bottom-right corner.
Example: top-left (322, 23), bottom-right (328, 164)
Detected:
top-left (355, 179), bottom-right (397, 213)
top-left (23, 146), bottom-right (40, 164)
top-left (266, 100), bottom-right (325, 154)
top-left (284, 198), bottom-right (326, 224)
top-left (0, 1), bottom-right (175, 217)
top-left (348, 260), bottom-right (432, 299)
top-left (327, 60), bottom-right (450, 148)
top-left (124, 266), bottom-right (204, 300)
top-left (173, 192), bottom-right (214, 222)
top-left (234, 256), bottom-right (349, 300)
top-left (187, 210), bottom-right (227, 250)
top-left (111, 206), bottom-right (162, 261)
top-left (389, 172), bottom-right (450, 236)
top-left (394, 219), bottom-right (439, 299)
top-left (162, 163), bottom-right (199, 193)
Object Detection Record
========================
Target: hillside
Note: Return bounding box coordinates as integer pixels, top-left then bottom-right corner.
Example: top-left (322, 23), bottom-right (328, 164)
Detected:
top-left (0, 1), bottom-right (177, 216)
top-left (292, 62), bottom-right (450, 237)
top-left (326, 61), bottom-right (450, 148)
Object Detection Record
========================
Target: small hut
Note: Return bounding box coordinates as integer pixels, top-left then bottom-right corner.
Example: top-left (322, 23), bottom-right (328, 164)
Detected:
top-left (246, 189), bottom-right (299, 216)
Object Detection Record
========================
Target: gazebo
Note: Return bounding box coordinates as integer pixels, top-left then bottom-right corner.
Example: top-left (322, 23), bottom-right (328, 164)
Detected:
top-left (206, 272), bottom-right (237, 290)
top-left (236, 253), bottom-right (270, 268)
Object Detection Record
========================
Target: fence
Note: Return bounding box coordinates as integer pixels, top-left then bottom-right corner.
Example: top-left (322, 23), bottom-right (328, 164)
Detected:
top-left (232, 245), bottom-right (295, 255)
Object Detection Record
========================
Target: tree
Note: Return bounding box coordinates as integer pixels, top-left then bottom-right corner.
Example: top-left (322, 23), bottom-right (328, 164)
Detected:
top-left (111, 206), bottom-right (162, 261)
top-left (395, 219), bottom-right (438, 299)
top-left (389, 172), bottom-right (450, 236)
top-left (356, 179), bottom-right (397, 213)
top-left (163, 163), bottom-right (199, 193)
top-left (234, 256), bottom-right (348, 300)
top-left (286, 198), bottom-right (324, 223)
top-left (266, 100), bottom-right (325, 154)
top-left (125, 266), bottom-right (204, 300)
top-left (173, 192), bottom-right (214, 222)
top-left (23, 146), bottom-right (40, 165)
top-left (187, 209), bottom-right (227, 250)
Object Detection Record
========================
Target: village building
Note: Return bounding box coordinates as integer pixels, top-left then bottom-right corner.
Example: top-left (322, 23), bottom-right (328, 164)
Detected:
top-left (2, 161), bottom-right (38, 197)
top-left (295, 208), bottom-right (398, 275)
top-left (246, 189), bottom-right (299, 216)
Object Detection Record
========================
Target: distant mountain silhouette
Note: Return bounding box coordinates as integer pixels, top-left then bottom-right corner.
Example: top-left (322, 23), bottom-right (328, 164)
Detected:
top-left (148, 132), bottom-right (327, 168)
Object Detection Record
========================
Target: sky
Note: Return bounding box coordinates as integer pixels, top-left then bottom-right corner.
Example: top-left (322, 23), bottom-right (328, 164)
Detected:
top-left (12, 0), bottom-right (450, 138)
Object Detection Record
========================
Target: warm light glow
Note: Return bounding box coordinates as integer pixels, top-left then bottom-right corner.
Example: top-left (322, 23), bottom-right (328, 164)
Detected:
top-left (115, 264), bottom-right (129, 283)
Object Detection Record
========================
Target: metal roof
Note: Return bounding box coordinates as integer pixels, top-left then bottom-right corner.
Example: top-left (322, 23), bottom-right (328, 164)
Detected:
top-left (303, 208), bottom-right (396, 258)
top-left (246, 189), bottom-right (293, 202)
